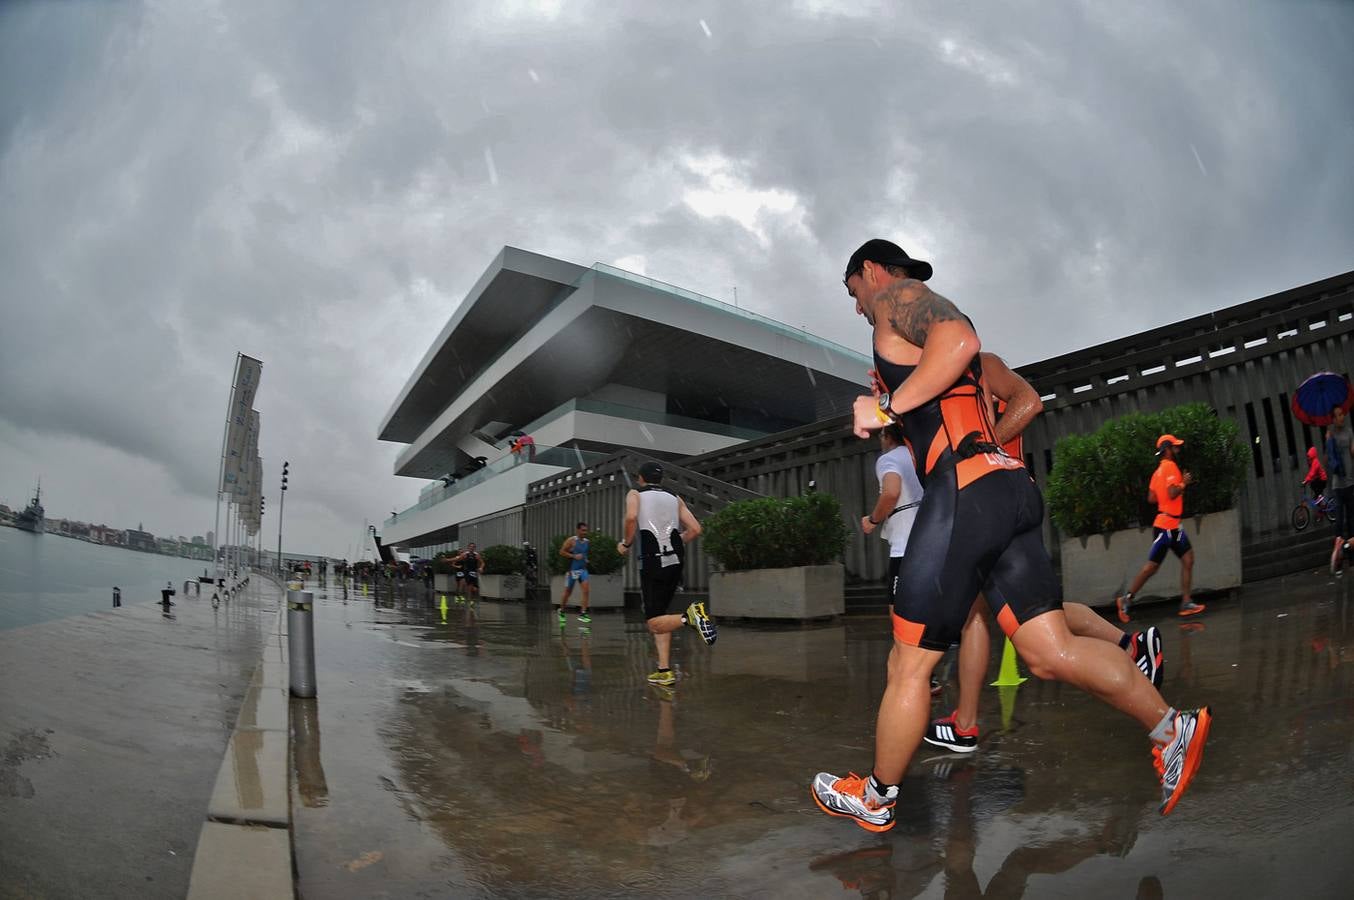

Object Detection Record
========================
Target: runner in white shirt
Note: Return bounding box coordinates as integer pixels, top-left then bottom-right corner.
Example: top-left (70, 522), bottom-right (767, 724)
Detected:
top-left (617, 461), bottom-right (717, 687)
top-left (863, 424), bottom-right (933, 692)
top-left (862, 424), bottom-right (924, 602)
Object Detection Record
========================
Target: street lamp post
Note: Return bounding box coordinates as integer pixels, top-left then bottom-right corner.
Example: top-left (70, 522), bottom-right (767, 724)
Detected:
top-left (258, 494), bottom-right (266, 569)
top-left (277, 461), bottom-right (289, 576)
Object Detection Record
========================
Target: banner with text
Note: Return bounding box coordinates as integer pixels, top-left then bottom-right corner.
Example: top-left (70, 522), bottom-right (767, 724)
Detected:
top-left (232, 409), bottom-right (259, 499)
top-left (220, 354), bottom-right (263, 493)
top-left (245, 453), bottom-right (263, 535)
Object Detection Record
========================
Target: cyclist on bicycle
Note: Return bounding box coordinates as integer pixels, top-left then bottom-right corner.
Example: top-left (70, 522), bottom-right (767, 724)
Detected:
top-left (1305, 446), bottom-right (1327, 500)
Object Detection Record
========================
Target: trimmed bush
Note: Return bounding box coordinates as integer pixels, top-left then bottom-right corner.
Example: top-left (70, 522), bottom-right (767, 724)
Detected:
top-left (547, 532), bottom-right (625, 576)
top-left (481, 544), bottom-right (524, 575)
top-left (1046, 402), bottom-right (1248, 538)
top-left (703, 492), bottom-right (849, 572)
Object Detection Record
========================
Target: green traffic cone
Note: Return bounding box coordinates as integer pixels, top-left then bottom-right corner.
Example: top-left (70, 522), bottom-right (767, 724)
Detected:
top-left (997, 684), bottom-right (1021, 732)
top-left (990, 636), bottom-right (1028, 687)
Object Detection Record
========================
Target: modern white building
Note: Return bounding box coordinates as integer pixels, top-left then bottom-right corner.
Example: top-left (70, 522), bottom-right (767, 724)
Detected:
top-left (378, 246), bottom-right (870, 552)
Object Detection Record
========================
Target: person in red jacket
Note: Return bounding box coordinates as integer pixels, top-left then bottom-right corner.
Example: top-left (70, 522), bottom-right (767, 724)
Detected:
top-left (1304, 446), bottom-right (1327, 499)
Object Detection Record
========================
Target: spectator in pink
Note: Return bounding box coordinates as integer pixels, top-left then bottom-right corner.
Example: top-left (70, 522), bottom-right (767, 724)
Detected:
top-left (511, 432), bottom-right (536, 462)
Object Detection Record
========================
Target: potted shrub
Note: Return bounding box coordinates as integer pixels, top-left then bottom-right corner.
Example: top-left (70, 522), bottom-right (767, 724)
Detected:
top-left (704, 492), bottom-right (849, 620)
top-left (1046, 401), bottom-right (1248, 605)
top-left (432, 551), bottom-right (460, 593)
top-left (548, 531), bottom-right (626, 609)
top-left (479, 544), bottom-right (526, 601)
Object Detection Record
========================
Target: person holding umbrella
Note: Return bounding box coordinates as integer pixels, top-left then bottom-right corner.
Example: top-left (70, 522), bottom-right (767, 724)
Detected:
top-left (1325, 405), bottom-right (1353, 575)
top-left (1291, 372), bottom-right (1354, 575)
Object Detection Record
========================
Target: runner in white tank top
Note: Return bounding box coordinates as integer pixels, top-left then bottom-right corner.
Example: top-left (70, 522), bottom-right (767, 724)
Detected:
top-left (617, 461), bottom-right (717, 687)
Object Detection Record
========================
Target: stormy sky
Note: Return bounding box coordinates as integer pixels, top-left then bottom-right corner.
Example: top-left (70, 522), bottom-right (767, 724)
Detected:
top-left (1, 0), bottom-right (1351, 558)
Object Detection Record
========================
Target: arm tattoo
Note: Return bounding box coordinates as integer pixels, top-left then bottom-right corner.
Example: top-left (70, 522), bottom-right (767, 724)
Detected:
top-left (881, 280), bottom-right (967, 347)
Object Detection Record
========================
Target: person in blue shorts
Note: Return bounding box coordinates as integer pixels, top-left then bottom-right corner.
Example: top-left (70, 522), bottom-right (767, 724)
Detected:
top-left (558, 522), bottom-right (593, 625)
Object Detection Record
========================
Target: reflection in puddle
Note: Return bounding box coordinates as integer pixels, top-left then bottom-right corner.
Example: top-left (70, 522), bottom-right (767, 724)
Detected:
top-left (293, 581), bottom-right (1354, 898)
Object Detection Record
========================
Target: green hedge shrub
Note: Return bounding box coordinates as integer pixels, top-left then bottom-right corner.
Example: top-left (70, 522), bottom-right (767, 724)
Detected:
top-left (1046, 402), bottom-right (1248, 538)
top-left (703, 492), bottom-right (849, 572)
top-left (481, 544), bottom-right (524, 575)
top-left (547, 532), bottom-right (625, 576)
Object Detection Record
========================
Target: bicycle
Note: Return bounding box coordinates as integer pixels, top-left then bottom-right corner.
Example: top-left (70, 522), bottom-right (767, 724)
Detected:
top-left (1292, 484), bottom-right (1339, 531)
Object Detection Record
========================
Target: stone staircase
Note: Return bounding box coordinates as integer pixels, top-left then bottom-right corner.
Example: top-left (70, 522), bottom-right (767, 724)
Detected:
top-left (1241, 528), bottom-right (1342, 583)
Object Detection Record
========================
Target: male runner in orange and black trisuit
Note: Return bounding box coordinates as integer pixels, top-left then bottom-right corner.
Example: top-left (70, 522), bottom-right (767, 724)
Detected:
top-left (923, 353), bottom-right (1164, 753)
top-left (810, 239), bottom-right (1211, 832)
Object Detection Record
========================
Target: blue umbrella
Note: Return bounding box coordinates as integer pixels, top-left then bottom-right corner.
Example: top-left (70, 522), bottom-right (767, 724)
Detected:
top-left (1292, 372), bottom-right (1354, 426)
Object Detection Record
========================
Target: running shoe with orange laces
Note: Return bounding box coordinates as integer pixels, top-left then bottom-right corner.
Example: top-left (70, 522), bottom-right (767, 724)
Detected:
top-left (811, 771), bottom-right (897, 832)
top-left (1115, 593), bottom-right (1133, 624)
top-left (1153, 707), bottom-right (1212, 815)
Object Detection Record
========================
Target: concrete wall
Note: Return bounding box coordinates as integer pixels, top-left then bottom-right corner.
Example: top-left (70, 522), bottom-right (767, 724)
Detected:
top-left (551, 573), bottom-right (624, 608)
top-left (480, 574), bottom-right (525, 600)
top-left (587, 382), bottom-right (666, 411)
top-left (709, 563), bottom-right (844, 620)
top-left (383, 462), bottom-right (563, 545)
top-left (1060, 508), bottom-right (1243, 606)
top-left (571, 409), bottom-right (745, 458)
top-left (458, 507), bottom-right (524, 550)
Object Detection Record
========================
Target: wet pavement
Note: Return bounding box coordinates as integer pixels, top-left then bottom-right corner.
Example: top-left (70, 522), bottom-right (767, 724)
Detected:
top-left (294, 573), bottom-right (1354, 899)
top-left (0, 575), bottom-right (276, 899)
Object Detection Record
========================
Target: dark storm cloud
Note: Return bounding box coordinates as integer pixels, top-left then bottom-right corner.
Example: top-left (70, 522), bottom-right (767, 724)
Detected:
top-left (1, 0), bottom-right (1350, 552)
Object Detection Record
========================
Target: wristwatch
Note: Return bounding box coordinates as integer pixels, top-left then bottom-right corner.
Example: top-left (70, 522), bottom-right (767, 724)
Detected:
top-left (875, 392), bottom-right (898, 424)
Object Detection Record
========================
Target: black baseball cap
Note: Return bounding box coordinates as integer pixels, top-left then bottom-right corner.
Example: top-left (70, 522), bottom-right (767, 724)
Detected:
top-left (638, 461), bottom-right (664, 483)
top-left (844, 239), bottom-right (932, 283)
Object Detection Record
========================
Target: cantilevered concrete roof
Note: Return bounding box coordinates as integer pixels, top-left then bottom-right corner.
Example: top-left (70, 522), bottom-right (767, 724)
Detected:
top-left (380, 249), bottom-right (872, 479)
top-left (380, 247), bottom-right (588, 443)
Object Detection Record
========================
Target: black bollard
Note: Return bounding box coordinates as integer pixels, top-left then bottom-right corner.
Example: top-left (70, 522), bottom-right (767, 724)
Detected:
top-left (113, 586), bottom-right (122, 608)
top-left (161, 581), bottom-right (176, 607)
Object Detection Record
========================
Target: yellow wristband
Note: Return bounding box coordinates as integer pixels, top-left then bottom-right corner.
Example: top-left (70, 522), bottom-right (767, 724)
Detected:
top-left (874, 406), bottom-right (893, 425)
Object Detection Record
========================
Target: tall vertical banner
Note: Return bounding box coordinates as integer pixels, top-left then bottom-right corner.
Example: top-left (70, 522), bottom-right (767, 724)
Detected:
top-left (245, 453), bottom-right (263, 535)
top-left (220, 356), bottom-right (263, 493)
top-left (231, 409), bottom-right (259, 500)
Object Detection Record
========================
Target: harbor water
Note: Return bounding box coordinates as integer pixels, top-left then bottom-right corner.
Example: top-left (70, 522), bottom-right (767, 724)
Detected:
top-left (0, 528), bottom-right (223, 630)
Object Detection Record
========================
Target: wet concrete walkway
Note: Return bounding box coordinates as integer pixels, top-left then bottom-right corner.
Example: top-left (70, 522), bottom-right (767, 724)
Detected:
top-left (0, 577), bottom-right (278, 899)
top-left (294, 574), bottom-right (1354, 899)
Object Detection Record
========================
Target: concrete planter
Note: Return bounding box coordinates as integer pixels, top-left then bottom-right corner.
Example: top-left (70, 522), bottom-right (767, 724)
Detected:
top-left (550, 573), bottom-right (625, 609)
top-left (708, 563), bottom-right (844, 620)
top-left (434, 574), bottom-right (456, 593)
top-left (480, 574), bottom-right (525, 601)
top-left (1061, 507), bottom-right (1242, 606)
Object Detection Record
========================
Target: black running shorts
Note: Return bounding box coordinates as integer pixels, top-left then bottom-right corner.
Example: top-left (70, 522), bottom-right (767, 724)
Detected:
top-left (892, 468), bottom-right (1063, 651)
top-left (1147, 527), bottom-right (1192, 564)
top-left (642, 565), bottom-right (684, 619)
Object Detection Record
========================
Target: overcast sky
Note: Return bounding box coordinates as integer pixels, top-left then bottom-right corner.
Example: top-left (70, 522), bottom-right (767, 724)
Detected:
top-left (1, 0), bottom-right (1351, 558)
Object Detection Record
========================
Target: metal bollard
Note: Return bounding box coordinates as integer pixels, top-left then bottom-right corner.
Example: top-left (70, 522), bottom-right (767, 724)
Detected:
top-left (113, 586), bottom-right (121, 608)
top-left (287, 588), bottom-right (317, 698)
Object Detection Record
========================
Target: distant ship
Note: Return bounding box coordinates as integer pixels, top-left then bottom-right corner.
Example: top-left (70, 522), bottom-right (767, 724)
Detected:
top-left (16, 482), bottom-right (44, 533)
